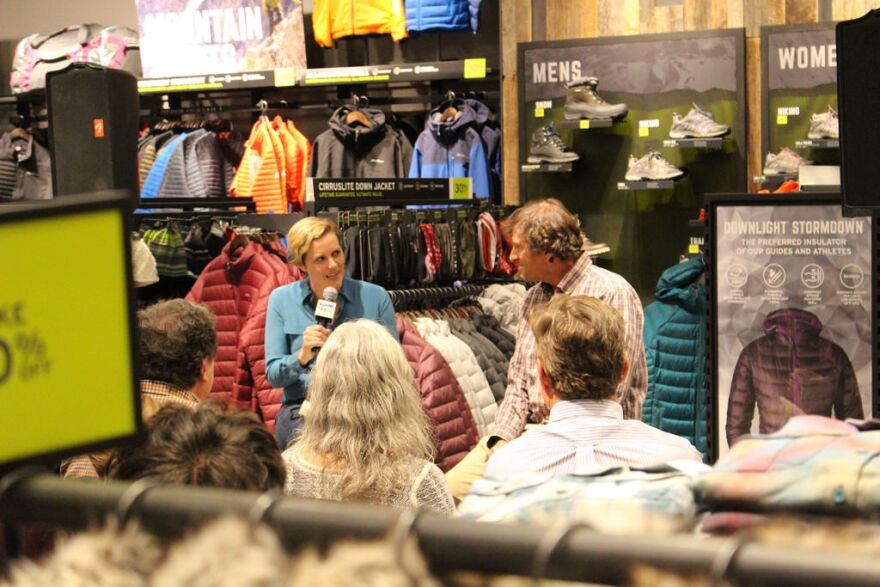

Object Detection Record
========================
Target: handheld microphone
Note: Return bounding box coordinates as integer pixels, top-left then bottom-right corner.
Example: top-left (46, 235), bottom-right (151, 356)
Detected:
top-left (312, 287), bottom-right (338, 353)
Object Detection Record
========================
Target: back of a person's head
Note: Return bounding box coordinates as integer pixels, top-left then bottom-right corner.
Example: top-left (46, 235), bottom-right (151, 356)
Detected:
top-left (138, 299), bottom-right (217, 390)
top-left (108, 400), bottom-right (285, 492)
top-left (502, 198), bottom-right (583, 261)
top-left (297, 320), bottom-right (434, 500)
top-left (530, 294), bottom-right (626, 401)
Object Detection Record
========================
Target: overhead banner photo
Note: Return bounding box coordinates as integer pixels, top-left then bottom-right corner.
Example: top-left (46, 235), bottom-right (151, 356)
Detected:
top-left (135, 0), bottom-right (307, 79)
top-left (713, 201), bottom-right (873, 455)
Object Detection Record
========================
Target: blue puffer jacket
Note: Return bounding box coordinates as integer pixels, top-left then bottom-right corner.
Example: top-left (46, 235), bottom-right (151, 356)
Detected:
top-left (405, 0), bottom-right (481, 33)
top-left (409, 103), bottom-right (490, 198)
top-left (641, 256), bottom-right (708, 459)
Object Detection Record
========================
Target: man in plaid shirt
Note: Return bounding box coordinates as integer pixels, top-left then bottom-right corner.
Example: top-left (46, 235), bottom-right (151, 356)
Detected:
top-left (446, 198), bottom-right (647, 499)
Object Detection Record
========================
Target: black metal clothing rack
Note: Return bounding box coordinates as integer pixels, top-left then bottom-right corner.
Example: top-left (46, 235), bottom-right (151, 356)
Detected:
top-left (0, 472), bottom-right (877, 586)
top-left (389, 283), bottom-right (490, 310)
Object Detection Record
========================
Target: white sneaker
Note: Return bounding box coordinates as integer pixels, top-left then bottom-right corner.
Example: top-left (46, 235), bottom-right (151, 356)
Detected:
top-left (669, 103), bottom-right (729, 138)
top-left (807, 105), bottom-right (839, 140)
top-left (763, 147), bottom-right (812, 175)
top-left (625, 151), bottom-right (684, 181)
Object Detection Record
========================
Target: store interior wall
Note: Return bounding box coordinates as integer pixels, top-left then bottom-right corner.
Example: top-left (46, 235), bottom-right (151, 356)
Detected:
top-left (498, 0), bottom-right (880, 203)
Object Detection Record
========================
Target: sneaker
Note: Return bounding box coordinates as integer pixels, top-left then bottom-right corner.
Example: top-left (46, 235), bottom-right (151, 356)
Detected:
top-left (528, 123), bottom-right (579, 164)
top-left (625, 151), bottom-right (684, 181)
top-left (563, 77), bottom-right (628, 120)
top-left (807, 105), bottom-right (839, 139)
top-left (763, 147), bottom-right (812, 175)
top-left (669, 103), bottom-right (729, 138)
top-left (583, 235), bottom-right (610, 256)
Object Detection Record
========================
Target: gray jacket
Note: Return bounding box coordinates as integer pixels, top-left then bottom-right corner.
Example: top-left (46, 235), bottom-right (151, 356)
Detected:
top-left (0, 131), bottom-right (52, 201)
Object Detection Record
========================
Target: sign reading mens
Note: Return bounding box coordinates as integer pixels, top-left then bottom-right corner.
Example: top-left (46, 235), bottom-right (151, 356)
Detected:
top-left (0, 301), bottom-right (51, 386)
top-left (0, 194), bottom-right (140, 468)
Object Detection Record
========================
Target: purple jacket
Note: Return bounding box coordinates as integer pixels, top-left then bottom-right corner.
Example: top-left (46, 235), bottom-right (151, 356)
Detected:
top-left (726, 308), bottom-right (863, 446)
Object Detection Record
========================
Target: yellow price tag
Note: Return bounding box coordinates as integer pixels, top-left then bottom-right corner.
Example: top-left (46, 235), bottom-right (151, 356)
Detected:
top-left (639, 127), bottom-right (650, 137)
top-left (450, 177), bottom-right (472, 200)
top-left (688, 244), bottom-right (700, 254)
top-left (776, 115), bottom-right (788, 125)
top-left (534, 108), bottom-right (544, 118)
top-left (463, 58), bottom-right (487, 79)
top-left (273, 67), bottom-right (298, 87)
top-left (579, 119), bottom-right (590, 129)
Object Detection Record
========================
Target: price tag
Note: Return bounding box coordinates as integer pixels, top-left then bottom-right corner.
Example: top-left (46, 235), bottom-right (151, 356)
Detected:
top-left (639, 127), bottom-right (650, 137)
top-left (273, 67), bottom-right (297, 87)
top-left (534, 108), bottom-right (545, 118)
top-left (579, 119), bottom-right (590, 129)
top-left (776, 115), bottom-right (788, 125)
top-left (450, 177), bottom-right (472, 200)
top-left (688, 244), bottom-right (700, 254)
top-left (463, 58), bottom-right (487, 79)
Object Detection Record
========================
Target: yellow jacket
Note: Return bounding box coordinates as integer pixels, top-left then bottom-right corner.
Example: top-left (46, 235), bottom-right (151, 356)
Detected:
top-left (312, 0), bottom-right (408, 48)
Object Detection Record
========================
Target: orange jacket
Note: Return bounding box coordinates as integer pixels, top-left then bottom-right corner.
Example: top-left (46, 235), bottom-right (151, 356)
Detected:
top-left (286, 119), bottom-right (311, 211)
top-left (312, 0), bottom-right (407, 48)
top-left (229, 118), bottom-right (286, 214)
top-left (271, 116), bottom-right (301, 210)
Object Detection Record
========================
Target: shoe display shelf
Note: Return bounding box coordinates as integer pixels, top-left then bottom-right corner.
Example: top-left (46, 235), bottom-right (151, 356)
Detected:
top-left (617, 179), bottom-right (676, 190)
top-left (661, 137), bottom-right (724, 149)
top-left (558, 118), bottom-right (615, 130)
top-left (795, 138), bottom-right (839, 149)
top-left (521, 162), bottom-right (574, 173)
top-left (752, 173), bottom-right (797, 190)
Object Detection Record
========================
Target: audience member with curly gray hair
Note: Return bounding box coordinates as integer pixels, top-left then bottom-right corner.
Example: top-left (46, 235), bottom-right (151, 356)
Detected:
top-left (283, 320), bottom-right (455, 513)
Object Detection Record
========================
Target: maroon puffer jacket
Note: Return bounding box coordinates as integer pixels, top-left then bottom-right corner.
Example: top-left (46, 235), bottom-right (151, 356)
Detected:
top-left (186, 240), bottom-right (296, 404)
top-left (726, 308), bottom-right (863, 446)
top-left (397, 317), bottom-right (480, 472)
top-left (235, 268), bottom-right (303, 432)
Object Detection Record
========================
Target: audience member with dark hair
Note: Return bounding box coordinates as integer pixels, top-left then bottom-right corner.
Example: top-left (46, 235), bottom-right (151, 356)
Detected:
top-left (62, 299), bottom-right (218, 479)
top-left (109, 400), bottom-right (285, 492)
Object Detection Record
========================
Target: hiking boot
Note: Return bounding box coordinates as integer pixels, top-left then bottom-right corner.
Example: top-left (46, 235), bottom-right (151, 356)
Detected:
top-left (669, 103), bottom-right (729, 138)
top-left (625, 151), bottom-right (684, 181)
top-left (763, 147), bottom-right (812, 175)
top-left (583, 236), bottom-right (610, 256)
top-left (528, 123), bottom-right (579, 164)
top-left (563, 77), bottom-right (628, 120)
top-left (807, 105), bottom-right (839, 139)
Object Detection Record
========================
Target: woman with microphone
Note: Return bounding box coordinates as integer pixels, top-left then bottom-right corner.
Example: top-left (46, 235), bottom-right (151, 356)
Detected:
top-left (265, 216), bottom-right (396, 449)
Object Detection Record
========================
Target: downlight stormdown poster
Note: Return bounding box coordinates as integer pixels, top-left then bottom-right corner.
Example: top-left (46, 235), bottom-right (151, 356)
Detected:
top-left (715, 204), bottom-right (871, 454)
top-left (136, 0), bottom-right (307, 78)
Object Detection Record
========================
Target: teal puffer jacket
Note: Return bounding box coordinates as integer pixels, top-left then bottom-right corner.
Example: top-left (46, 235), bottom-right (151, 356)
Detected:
top-left (641, 256), bottom-right (707, 459)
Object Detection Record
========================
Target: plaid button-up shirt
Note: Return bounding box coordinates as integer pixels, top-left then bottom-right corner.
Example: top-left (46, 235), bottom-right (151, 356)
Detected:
top-left (62, 380), bottom-right (199, 479)
top-left (490, 253), bottom-right (648, 442)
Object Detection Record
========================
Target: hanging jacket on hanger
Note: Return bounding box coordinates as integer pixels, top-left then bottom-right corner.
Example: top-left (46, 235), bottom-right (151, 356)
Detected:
top-left (186, 240), bottom-right (293, 402)
top-left (409, 103), bottom-right (490, 198)
top-left (405, 0), bottom-right (482, 33)
top-left (465, 98), bottom-right (501, 197)
top-left (0, 130), bottom-right (52, 201)
top-left (310, 107), bottom-right (412, 178)
top-left (141, 133), bottom-right (187, 199)
top-left (229, 118), bottom-right (286, 213)
top-left (312, 0), bottom-right (408, 48)
top-left (641, 256), bottom-right (708, 458)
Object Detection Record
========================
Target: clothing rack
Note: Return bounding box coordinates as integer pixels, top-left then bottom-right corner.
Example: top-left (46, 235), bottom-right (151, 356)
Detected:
top-left (136, 197), bottom-right (257, 212)
top-left (0, 472), bottom-right (876, 586)
top-left (389, 283), bottom-right (488, 310)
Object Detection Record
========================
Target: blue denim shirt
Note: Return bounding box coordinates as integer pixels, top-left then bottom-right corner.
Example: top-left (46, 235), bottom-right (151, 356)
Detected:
top-left (265, 275), bottom-right (397, 403)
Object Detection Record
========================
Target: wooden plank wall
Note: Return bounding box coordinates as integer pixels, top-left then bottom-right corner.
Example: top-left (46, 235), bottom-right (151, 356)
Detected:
top-left (500, 0), bottom-right (880, 203)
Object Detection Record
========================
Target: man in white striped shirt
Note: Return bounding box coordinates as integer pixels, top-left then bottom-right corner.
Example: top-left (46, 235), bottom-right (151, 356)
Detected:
top-left (485, 294), bottom-right (701, 478)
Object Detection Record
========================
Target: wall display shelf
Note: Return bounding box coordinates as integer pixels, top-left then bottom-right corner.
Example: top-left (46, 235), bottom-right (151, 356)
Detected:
top-left (795, 139), bottom-right (839, 149)
top-left (617, 180), bottom-right (676, 191)
top-left (521, 163), bottom-right (574, 173)
top-left (558, 118), bottom-right (615, 129)
top-left (662, 138), bottom-right (724, 149)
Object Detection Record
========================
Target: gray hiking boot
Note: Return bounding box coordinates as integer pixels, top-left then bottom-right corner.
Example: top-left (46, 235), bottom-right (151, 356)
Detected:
top-left (528, 123), bottom-right (580, 164)
top-left (563, 77), bottom-right (628, 121)
top-left (625, 151), bottom-right (684, 181)
top-left (669, 103), bottom-right (729, 138)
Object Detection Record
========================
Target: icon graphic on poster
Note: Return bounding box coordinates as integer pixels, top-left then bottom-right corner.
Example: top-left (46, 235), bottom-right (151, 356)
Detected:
top-left (726, 264), bottom-right (748, 288)
top-left (840, 264), bottom-right (864, 289)
top-left (762, 264), bottom-right (786, 288)
top-left (801, 263), bottom-right (824, 288)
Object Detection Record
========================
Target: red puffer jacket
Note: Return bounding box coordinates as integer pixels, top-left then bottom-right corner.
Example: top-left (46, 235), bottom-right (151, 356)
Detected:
top-left (186, 240), bottom-right (296, 404)
top-left (235, 268), bottom-right (303, 432)
top-left (397, 317), bottom-right (480, 472)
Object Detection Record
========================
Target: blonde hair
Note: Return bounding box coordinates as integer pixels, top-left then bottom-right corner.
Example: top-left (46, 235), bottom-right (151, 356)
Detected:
top-left (530, 294), bottom-right (625, 401)
top-left (295, 320), bottom-right (434, 502)
top-left (286, 217), bottom-right (342, 268)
